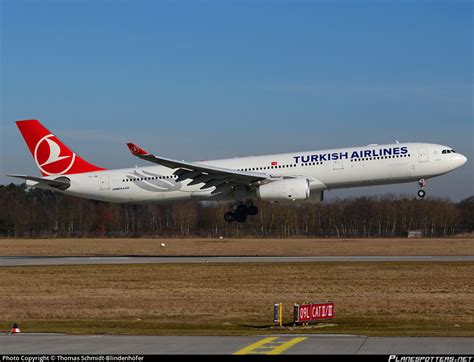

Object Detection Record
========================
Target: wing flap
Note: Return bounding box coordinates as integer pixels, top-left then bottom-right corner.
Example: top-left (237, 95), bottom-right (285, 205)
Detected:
top-left (126, 143), bottom-right (269, 193)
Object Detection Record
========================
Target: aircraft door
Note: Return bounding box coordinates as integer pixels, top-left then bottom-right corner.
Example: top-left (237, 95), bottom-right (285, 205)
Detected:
top-left (333, 159), bottom-right (343, 170)
top-left (417, 147), bottom-right (429, 162)
top-left (100, 174), bottom-right (110, 190)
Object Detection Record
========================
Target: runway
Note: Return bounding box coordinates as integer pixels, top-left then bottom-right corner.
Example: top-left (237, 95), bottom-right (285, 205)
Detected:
top-left (2, 334), bottom-right (473, 354)
top-left (1, 255), bottom-right (473, 266)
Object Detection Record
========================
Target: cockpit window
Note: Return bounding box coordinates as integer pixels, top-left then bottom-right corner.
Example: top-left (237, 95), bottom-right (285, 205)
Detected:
top-left (442, 149), bottom-right (456, 154)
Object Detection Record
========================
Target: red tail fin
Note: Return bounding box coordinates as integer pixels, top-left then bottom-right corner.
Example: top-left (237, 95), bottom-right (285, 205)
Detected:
top-left (16, 120), bottom-right (106, 176)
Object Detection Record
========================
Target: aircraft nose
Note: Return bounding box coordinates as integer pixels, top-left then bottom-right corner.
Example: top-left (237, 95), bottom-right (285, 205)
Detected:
top-left (455, 153), bottom-right (467, 167)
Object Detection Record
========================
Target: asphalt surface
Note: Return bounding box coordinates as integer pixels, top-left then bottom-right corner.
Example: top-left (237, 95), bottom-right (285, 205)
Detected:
top-left (1, 255), bottom-right (473, 266)
top-left (2, 334), bottom-right (473, 354)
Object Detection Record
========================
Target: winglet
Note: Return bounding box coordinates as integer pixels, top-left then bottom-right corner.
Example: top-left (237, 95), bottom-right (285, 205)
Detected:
top-left (127, 143), bottom-right (151, 156)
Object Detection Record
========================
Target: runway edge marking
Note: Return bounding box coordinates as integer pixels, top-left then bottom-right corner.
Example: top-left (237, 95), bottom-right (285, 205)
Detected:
top-left (233, 336), bottom-right (307, 355)
top-left (233, 337), bottom-right (278, 355)
top-left (266, 337), bottom-right (307, 355)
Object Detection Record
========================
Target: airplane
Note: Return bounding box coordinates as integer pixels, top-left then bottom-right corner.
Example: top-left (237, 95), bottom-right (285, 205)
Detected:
top-left (7, 119), bottom-right (467, 223)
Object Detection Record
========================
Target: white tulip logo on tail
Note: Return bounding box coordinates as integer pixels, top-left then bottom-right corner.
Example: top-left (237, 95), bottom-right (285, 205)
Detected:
top-left (34, 134), bottom-right (76, 175)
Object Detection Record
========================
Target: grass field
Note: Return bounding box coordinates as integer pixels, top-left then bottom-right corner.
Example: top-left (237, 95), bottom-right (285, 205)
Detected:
top-left (1, 237), bottom-right (473, 256)
top-left (1, 262), bottom-right (473, 336)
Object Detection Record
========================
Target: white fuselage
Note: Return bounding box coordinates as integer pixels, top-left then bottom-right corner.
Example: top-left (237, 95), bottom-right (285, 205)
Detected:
top-left (35, 142), bottom-right (467, 203)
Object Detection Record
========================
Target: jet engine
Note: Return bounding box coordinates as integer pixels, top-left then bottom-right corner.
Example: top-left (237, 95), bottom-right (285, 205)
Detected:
top-left (257, 178), bottom-right (310, 201)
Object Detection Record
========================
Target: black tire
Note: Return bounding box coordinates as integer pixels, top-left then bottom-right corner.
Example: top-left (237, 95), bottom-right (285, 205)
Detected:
top-left (417, 189), bottom-right (426, 198)
top-left (235, 212), bottom-right (247, 223)
top-left (247, 205), bottom-right (258, 216)
top-left (235, 204), bottom-right (248, 216)
top-left (224, 212), bottom-right (235, 223)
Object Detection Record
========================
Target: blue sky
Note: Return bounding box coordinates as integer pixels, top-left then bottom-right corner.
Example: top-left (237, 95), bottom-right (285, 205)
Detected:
top-left (1, 0), bottom-right (472, 201)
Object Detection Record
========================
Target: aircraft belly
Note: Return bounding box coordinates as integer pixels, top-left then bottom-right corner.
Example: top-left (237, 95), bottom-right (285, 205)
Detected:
top-left (321, 161), bottom-right (416, 189)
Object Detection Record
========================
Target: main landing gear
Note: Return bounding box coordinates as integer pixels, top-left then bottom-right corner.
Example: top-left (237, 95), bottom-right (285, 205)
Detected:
top-left (224, 202), bottom-right (258, 223)
top-left (417, 179), bottom-right (426, 198)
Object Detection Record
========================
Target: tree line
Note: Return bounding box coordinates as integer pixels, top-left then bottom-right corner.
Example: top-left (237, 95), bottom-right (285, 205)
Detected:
top-left (0, 183), bottom-right (472, 238)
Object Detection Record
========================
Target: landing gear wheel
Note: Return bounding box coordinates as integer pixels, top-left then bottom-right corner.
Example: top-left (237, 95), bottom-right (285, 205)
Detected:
top-left (247, 205), bottom-right (258, 216)
top-left (235, 204), bottom-right (248, 216)
top-left (224, 212), bottom-right (235, 223)
top-left (417, 189), bottom-right (426, 198)
top-left (235, 212), bottom-right (247, 223)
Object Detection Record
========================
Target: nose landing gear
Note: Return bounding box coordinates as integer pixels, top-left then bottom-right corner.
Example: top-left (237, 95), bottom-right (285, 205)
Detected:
top-left (417, 179), bottom-right (426, 198)
top-left (224, 202), bottom-right (259, 223)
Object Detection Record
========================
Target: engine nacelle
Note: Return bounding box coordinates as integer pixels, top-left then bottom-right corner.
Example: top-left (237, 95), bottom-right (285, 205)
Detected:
top-left (300, 190), bottom-right (324, 204)
top-left (257, 178), bottom-right (310, 202)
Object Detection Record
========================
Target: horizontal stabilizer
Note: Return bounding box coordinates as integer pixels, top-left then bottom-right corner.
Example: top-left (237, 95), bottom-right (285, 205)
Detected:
top-left (7, 174), bottom-right (70, 189)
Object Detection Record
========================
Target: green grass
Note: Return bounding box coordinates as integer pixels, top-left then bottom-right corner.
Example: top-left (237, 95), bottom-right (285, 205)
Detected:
top-left (2, 317), bottom-right (473, 336)
top-left (1, 262), bottom-right (473, 337)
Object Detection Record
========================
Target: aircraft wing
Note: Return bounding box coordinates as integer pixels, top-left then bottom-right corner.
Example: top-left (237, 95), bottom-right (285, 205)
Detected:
top-left (7, 174), bottom-right (71, 189)
top-left (126, 143), bottom-right (270, 194)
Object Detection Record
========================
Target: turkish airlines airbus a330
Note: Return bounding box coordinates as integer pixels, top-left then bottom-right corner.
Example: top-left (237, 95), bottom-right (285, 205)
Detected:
top-left (8, 120), bottom-right (467, 223)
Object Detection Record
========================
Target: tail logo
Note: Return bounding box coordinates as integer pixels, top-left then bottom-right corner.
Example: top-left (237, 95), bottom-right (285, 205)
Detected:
top-left (34, 134), bottom-right (76, 175)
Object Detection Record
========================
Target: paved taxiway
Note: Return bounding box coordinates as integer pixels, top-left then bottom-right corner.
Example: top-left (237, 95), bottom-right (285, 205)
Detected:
top-left (1, 255), bottom-right (473, 266)
top-left (2, 334), bottom-right (473, 354)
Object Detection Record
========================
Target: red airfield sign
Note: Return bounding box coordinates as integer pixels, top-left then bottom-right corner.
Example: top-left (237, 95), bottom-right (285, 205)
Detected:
top-left (294, 302), bottom-right (334, 323)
